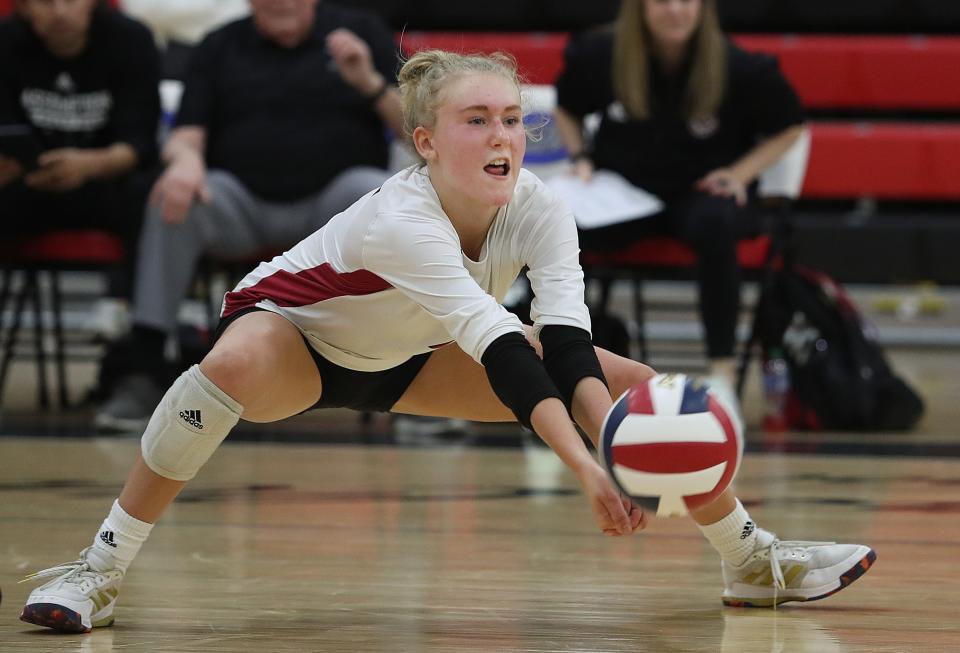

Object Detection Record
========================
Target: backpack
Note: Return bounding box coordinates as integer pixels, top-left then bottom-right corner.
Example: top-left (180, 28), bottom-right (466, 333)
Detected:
top-left (754, 263), bottom-right (924, 431)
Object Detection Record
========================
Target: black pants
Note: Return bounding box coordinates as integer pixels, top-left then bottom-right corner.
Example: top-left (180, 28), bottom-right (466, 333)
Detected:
top-left (579, 192), bottom-right (759, 359)
top-left (1, 170), bottom-right (156, 298)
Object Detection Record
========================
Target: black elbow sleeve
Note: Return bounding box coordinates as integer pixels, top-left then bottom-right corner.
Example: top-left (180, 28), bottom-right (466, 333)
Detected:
top-left (539, 325), bottom-right (608, 411)
top-left (481, 332), bottom-right (562, 430)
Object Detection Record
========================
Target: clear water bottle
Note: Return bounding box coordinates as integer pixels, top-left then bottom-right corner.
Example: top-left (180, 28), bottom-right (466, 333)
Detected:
top-left (762, 348), bottom-right (791, 432)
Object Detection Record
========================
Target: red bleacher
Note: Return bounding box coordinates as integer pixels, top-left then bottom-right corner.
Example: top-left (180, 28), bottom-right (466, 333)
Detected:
top-left (402, 32), bottom-right (960, 109)
top-left (735, 35), bottom-right (960, 110)
top-left (400, 32), bottom-right (570, 88)
top-left (400, 31), bottom-right (565, 85)
top-left (804, 122), bottom-right (960, 200)
top-left (402, 32), bottom-right (960, 201)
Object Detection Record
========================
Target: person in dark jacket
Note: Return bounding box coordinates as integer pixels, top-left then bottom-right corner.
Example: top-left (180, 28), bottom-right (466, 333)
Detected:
top-left (554, 0), bottom-right (806, 406)
top-left (0, 0), bottom-right (161, 296)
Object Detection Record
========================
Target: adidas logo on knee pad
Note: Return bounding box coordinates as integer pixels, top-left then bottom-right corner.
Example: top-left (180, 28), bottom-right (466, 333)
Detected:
top-left (179, 409), bottom-right (203, 429)
top-left (141, 367), bottom-right (241, 482)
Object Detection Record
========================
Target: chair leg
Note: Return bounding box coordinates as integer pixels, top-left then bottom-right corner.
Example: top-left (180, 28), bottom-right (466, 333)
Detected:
top-left (0, 267), bottom-right (10, 327)
top-left (28, 271), bottom-right (51, 410)
top-left (738, 224), bottom-right (787, 399)
top-left (597, 274), bottom-right (612, 311)
top-left (736, 303), bottom-right (762, 400)
top-left (632, 272), bottom-right (648, 363)
top-left (0, 268), bottom-right (11, 354)
top-left (200, 263), bottom-right (217, 334)
top-left (49, 269), bottom-right (69, 408)
top-left (0, 269), bottom-right (22, 406)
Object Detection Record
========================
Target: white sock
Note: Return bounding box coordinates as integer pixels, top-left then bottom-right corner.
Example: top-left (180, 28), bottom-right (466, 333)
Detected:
top-left (697, 500), bottom-right (774, 567)
top-left (86, 500), bottom-right (154, 573)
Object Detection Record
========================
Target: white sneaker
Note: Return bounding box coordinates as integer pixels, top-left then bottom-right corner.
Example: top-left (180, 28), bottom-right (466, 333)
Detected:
top-left (19, 548), bottom-right (124, 632)
top-left (721, 533), bottom-right (876, 607)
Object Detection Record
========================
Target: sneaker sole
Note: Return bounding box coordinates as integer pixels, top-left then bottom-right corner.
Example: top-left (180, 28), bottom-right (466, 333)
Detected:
top-left (20, 603), bottom-right (102, 633)
top-left (722, 548), bottom-right (877, 608)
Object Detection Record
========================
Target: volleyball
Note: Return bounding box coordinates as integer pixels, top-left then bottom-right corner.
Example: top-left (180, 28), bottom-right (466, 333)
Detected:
top-left (600, 373), bottom-right (744, 517)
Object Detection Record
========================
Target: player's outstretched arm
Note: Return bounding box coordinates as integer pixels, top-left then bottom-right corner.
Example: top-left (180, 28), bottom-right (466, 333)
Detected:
top-left (529, 397), bottom-right (644, 536)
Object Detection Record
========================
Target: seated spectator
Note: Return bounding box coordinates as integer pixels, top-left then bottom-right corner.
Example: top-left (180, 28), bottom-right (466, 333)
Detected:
top-left (0, 0), bottom-right (160, 300)
top-left (119, 0), bottom-right (248, 79)
top-left (95, 0), bottom-right (403, 430)
top-left (553, 0), bottom-right (806, 406)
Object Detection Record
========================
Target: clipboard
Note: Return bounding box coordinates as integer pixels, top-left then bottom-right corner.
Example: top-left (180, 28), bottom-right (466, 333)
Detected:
top-left (547, 170), bottom-right (664, 230)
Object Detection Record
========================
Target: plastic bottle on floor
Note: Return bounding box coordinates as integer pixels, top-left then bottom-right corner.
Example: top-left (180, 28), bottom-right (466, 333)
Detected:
top-left (762, 348), bottom-right (790, 433)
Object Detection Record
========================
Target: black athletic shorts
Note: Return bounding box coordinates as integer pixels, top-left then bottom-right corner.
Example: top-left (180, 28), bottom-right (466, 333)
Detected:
top-left (215, 307), bottom-right (433, 412)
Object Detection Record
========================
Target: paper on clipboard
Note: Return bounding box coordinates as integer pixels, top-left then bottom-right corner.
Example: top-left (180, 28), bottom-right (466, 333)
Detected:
top-left (547, 170), bottom-right (664, 230)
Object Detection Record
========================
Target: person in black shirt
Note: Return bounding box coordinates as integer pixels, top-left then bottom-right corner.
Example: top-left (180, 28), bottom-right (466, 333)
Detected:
top-left (0, 0), bottom-right (160, 296)
top-left (95, 0), bottom-right (404, 430)
top-left (554, 0), bottom-right (805, 404)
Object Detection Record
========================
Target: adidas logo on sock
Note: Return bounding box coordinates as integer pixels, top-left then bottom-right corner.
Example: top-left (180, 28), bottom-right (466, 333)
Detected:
top-left (99, 530), bottom-right (117, 548)
top-left (740, 520), bottom-right (756, 540)
top-left (179, 409), bottom-right (203, 429)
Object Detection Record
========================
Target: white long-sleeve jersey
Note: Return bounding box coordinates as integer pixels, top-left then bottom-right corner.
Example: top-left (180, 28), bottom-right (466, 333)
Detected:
top-left (222, 165), bottom-right (591, 372)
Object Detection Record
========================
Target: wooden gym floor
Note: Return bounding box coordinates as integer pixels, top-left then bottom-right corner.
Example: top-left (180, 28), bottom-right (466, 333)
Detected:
top-left (1, 394), bottom-right (959, 652)
top-left (1, 298), bottom-right (959, 651)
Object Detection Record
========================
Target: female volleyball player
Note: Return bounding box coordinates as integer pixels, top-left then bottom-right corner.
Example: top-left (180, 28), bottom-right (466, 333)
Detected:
top-left (21, 49), bottom-right (873, 633)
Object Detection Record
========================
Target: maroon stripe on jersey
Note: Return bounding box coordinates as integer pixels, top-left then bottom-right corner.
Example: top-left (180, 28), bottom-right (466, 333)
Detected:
top-left (222, 263), bottom-right (392, 318)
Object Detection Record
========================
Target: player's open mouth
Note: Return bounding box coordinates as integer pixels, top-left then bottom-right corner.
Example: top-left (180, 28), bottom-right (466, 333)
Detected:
top-left (484, 158), bottom-right (510, 177)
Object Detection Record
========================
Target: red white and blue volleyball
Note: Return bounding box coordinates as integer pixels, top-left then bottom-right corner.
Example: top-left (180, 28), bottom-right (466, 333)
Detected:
top-left (600, 373), bottom-right (744, 517)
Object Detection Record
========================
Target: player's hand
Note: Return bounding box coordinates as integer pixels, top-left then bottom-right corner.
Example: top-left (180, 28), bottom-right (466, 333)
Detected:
top-left (24, 148), bottom-right (92, 192)
top-left (149, 152), bottom-right (210, 224)
top-left (614, 491), bottom-right (646, 535)
top-left (0, 154), bottom-right (22, 188)
top-left (695, 168), bottom-right (747, 206)
top-left (576, 462), bottom-right (646, 536)
top-left (326, 28), bottom-right (383, 98)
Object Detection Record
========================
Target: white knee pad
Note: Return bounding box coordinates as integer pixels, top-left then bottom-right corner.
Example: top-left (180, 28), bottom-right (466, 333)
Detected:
top-left (141, 365), bottom-right (243, 481)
